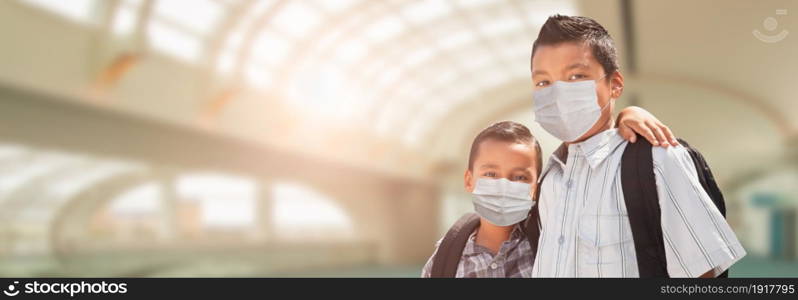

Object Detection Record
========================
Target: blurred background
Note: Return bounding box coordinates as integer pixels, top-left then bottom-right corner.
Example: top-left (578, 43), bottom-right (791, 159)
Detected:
top-left (0, 0), bottom-right (796, 277)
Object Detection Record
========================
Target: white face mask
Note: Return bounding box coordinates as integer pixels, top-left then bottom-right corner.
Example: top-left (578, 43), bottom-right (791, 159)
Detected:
top-left (471, 178), bottom-right (534, 226)
top-left (533, 79), bottom-right (611, 142)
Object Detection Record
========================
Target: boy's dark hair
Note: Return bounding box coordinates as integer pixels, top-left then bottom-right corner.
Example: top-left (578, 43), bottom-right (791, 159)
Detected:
top-left (530, 14), bottom-right (619, 77)
top-left (468, 121), bottom-right (542, 175)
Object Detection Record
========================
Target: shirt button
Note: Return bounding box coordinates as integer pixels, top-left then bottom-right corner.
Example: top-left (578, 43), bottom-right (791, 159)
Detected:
top-left (558, 235), bottom-right (565, 244)
top-left (490, 263), bottom-right (498, 269)
top-left (566, 180), bottom-right (573, 189)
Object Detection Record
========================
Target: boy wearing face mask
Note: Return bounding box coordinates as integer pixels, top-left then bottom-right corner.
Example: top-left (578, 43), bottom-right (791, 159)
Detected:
top-left (421, 114), bottom-right (679, 278)
top-left (529, 15), bottom-right (745, 277)
top-left (421, 121), bottom-right (541, 278)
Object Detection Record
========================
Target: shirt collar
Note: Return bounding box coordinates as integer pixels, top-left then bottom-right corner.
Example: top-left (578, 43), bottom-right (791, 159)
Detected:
top-left (469, 223), bottom-right (525, 240)
top-left (542, 128), bottom-right (625, 175)
top-left (464, 223), bottom-right (525, 255)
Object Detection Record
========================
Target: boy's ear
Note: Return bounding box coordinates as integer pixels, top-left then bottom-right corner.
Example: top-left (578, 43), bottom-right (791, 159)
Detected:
top-left (610, 70), bottom-right (624, 99)
top-left (464, 169), bottom-right (474, 193)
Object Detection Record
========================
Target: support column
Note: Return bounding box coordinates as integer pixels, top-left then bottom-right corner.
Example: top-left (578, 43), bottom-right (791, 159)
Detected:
top-left (255, 181), bottom-right (275, 242)
top-left (786, 133), bottom-right (798, 166)
top-left (158, 173), bottom-right (180, 241)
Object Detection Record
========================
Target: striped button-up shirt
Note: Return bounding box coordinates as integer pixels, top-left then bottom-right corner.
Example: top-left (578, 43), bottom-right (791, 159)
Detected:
top-left (421, 223), bottom-right (534, 278)
top-left (532, 128), bottom-right (746, 277)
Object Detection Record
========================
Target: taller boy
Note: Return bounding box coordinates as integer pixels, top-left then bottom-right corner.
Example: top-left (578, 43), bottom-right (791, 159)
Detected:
top-left (529, 15), bottom-right (745, 277)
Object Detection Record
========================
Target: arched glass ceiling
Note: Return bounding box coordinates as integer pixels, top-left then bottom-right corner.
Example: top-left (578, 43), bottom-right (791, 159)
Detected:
top-left (16, 0), bottom-right (576, 149)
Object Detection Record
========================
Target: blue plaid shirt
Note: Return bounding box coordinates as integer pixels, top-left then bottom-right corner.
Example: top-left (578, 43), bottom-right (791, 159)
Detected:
top-left (421, 223), bottom-right (534, 278)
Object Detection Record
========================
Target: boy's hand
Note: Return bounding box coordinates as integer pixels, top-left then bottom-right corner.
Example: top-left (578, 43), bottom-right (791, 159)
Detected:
top-left (617, 106), bottom-right (679, 147)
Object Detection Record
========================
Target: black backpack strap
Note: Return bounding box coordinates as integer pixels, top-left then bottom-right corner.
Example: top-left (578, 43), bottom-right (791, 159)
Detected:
top-left (676, 138), bottom-right (727, 217)
top-left (621, 135), bottom-right (670, 277)
top-left (429, 212), bottom-right (481, 277)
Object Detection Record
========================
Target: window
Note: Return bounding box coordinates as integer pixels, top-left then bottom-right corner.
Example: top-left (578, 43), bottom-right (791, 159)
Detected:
top-left (146, 0), bottom-right (224, 62)
top-left (363, 16), bottom-right (405, 42)
top-left (111, 0), bottom-right (143, 36)
top-left (215, 0), bottom-right (274, 74)
top-left (251, 31), bottom-right (291, 65)
top-left (245, 64), bottom-right (273, 88)
top-left (20, 0), bottom-right (97, 24)
top-left (147, 20), bottom-right (203, 62)
top-left (287, 62), bottom-right (348, 115)
top-left (109, 182), bottom-right (162, 216)
top-left (272, 182), bottom-right (355, 241)
top-left (270, 1), bottom-right (321, 38)
top-left (176, 173), bottom-right (257, 228)
top-left (400, 0), bottom-right (451, 25)
top-left (152, 0), bottom-right (221, 34)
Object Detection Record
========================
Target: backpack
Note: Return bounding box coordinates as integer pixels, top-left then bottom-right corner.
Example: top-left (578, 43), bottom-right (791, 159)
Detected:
top-left (428, 212), bottom-right (481, 277)
top-left (430, 135), bottom-right (728, 278)
top-left (616, 136), bottom-right (728, 277)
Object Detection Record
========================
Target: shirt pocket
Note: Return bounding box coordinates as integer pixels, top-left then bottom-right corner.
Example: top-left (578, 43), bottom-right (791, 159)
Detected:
top-left (577, 213), bottom-right (634, 265)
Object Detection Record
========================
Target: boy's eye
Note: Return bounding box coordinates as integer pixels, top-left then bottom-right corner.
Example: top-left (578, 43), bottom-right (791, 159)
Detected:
top-left (535, 80), bottom-right (549, 87)
top-left (512, 175), bottom-right (528, 181)
top-left (483, 172), bottom-right (497, 177)
top-left (568, 74), bottom-right (586, 81)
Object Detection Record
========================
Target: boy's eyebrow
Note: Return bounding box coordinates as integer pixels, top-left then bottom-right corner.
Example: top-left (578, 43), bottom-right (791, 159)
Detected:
top-left (532, 62), bottom-right (589, 77)
top-left (565, 62), bottom-right (590, 71)
top-left (478, 163), bottom-right (499, 169)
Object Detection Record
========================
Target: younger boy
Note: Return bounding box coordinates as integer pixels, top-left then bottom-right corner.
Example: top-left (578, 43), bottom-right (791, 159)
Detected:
top-left (422, 121), bottom-right (540, 278)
